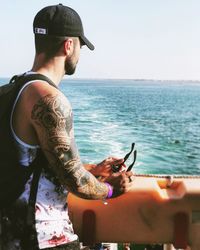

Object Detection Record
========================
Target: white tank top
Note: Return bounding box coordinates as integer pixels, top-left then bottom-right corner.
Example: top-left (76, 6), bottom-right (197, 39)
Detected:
top-left (10, 75), bottom-right (78, 249)
top-left (10, 80), bottom-right (39, 166)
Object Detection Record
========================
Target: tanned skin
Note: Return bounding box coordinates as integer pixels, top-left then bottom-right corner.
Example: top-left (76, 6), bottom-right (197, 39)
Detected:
top-left (12, 38), bottom-right (133, 201)
top-left (31, 93), bottom-right (110, 199)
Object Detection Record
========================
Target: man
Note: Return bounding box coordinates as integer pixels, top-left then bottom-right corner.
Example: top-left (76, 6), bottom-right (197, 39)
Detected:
top-left (5, 4), bottom-right (133, 250)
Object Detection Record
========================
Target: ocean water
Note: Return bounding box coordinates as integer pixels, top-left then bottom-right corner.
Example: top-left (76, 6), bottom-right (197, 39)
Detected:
top-left (1, 78), bottom-right (200, 175)
top-left (60, 79), bottom-right (200, 175)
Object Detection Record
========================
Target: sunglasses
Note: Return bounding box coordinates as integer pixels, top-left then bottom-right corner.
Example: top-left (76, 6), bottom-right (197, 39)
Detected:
top-left (112, 143), bottom-right (137, 172)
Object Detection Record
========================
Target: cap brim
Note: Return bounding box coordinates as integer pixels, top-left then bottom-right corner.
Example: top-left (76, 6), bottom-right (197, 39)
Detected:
top-left (80, 35), bottom-right (95, 50)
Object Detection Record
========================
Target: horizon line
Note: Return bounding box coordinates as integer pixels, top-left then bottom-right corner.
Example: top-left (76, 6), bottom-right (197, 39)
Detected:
top-left (1, 75), bottom-right (200, 83)
top-left (64, 77), bottom-right (200, 83)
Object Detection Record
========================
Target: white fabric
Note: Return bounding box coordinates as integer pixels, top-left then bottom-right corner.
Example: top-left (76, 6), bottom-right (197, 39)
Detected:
top-left (10, 77), bottom-right (78, 249)
top-left (10, 80), bottom-right (39, 166)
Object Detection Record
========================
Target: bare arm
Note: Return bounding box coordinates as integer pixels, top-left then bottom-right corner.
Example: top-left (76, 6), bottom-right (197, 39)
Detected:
top-left (31, 93), bottom-right (109, 199)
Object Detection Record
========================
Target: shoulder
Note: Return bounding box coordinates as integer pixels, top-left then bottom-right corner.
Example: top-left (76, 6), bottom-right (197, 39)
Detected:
top-left (18, 80), bottom-right (72, 127)
top-left (23, 80), bottom-right (71, 111)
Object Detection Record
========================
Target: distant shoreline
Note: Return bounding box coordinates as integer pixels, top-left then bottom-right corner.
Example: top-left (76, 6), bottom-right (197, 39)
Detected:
top-left (1, 76), bottom-right (200, 84)
top-left (64, 78), bottom-right (200, 84)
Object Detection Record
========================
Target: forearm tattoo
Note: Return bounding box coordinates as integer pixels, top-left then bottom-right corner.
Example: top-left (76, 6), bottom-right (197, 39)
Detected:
top-left (31, 94), bottom-right (108, 199)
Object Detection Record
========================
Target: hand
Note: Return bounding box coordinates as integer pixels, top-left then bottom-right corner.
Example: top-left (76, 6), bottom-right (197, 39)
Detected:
top-left (105, 171), bottom-right (133, 197)
top-left (94, 157), bottom-right (125, 178)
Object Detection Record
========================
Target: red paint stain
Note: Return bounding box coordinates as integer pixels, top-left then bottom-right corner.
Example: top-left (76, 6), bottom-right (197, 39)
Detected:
top-left (48, 234), bottom-right (67, 245)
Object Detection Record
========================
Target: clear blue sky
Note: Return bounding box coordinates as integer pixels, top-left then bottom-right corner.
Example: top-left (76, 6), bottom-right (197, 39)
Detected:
top-left (1, 0), bottom-right (200, 80)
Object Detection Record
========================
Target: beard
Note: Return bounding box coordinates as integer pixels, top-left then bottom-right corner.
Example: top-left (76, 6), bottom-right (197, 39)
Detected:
top-left (64, 57), bottom-right (77, 75)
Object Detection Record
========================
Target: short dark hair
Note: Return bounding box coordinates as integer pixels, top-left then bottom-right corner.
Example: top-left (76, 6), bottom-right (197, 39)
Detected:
top-left (34, 35), bottom-right (80, 59)
top-left (34, 35), bottom-right (68, 58)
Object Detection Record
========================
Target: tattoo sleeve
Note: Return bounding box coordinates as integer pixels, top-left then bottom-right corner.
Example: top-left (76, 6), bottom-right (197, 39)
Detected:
top-left (31, 94), bottom-right (108, 199)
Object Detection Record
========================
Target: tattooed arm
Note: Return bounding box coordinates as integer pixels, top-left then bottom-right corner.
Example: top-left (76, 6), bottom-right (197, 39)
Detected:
top-left (31, 92), bottom-right (111, 199)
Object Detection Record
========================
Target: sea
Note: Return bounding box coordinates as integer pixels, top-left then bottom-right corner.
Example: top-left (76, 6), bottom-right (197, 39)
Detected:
top-left (1, 77), bottom-right (200, 175)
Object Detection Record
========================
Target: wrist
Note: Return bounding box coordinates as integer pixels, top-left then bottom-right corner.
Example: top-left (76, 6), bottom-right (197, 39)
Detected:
top-left (105, 182), bottom-right (113, 199)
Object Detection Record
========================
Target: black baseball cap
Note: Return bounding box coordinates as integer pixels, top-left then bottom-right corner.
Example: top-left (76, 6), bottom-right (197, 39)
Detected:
top-left (33, 4), bottom-right (94, 50)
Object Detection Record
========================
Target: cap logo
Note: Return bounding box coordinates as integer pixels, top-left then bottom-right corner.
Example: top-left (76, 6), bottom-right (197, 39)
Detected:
top-left (34, 28), bottom-right (47, 35)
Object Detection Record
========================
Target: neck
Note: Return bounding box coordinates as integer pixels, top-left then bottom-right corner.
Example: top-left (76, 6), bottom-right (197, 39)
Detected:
top-left (31, 53), bottom-right (65, 86)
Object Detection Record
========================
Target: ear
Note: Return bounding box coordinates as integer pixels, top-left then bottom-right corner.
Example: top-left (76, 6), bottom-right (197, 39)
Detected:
top-left (63, 38), bottom-right (74, 57)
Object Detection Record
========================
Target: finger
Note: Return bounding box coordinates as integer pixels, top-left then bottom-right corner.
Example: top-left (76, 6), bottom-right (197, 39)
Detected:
top-left (97, 158), bottom-right (112, 166)
top-left (99, 173), bottom-right (111, 178)
top-left (106, 156), bottom-right (114, 161)
top-left (106, 156), bottom-right (123, 161)
top-left (111, 158), bottom-right (124, 164)
top-left (120, 181), bottom-right (132, 193)
top-left (118, 163), bottom-right (126, 171)
top-left (98, 156), bottom-right (116, 164)
top-left (125, 171), bottom-right (134, 177)
top-left (120, 173), bottom-right (134, 183)
top-left (111, 172), bottom-right (122, 177)
top-left (128, 176), bottom-right (134, 183)
top-left (125, 179), bottom-right (133, 187)
top-left (110, 160), bottom-right (125, 171)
